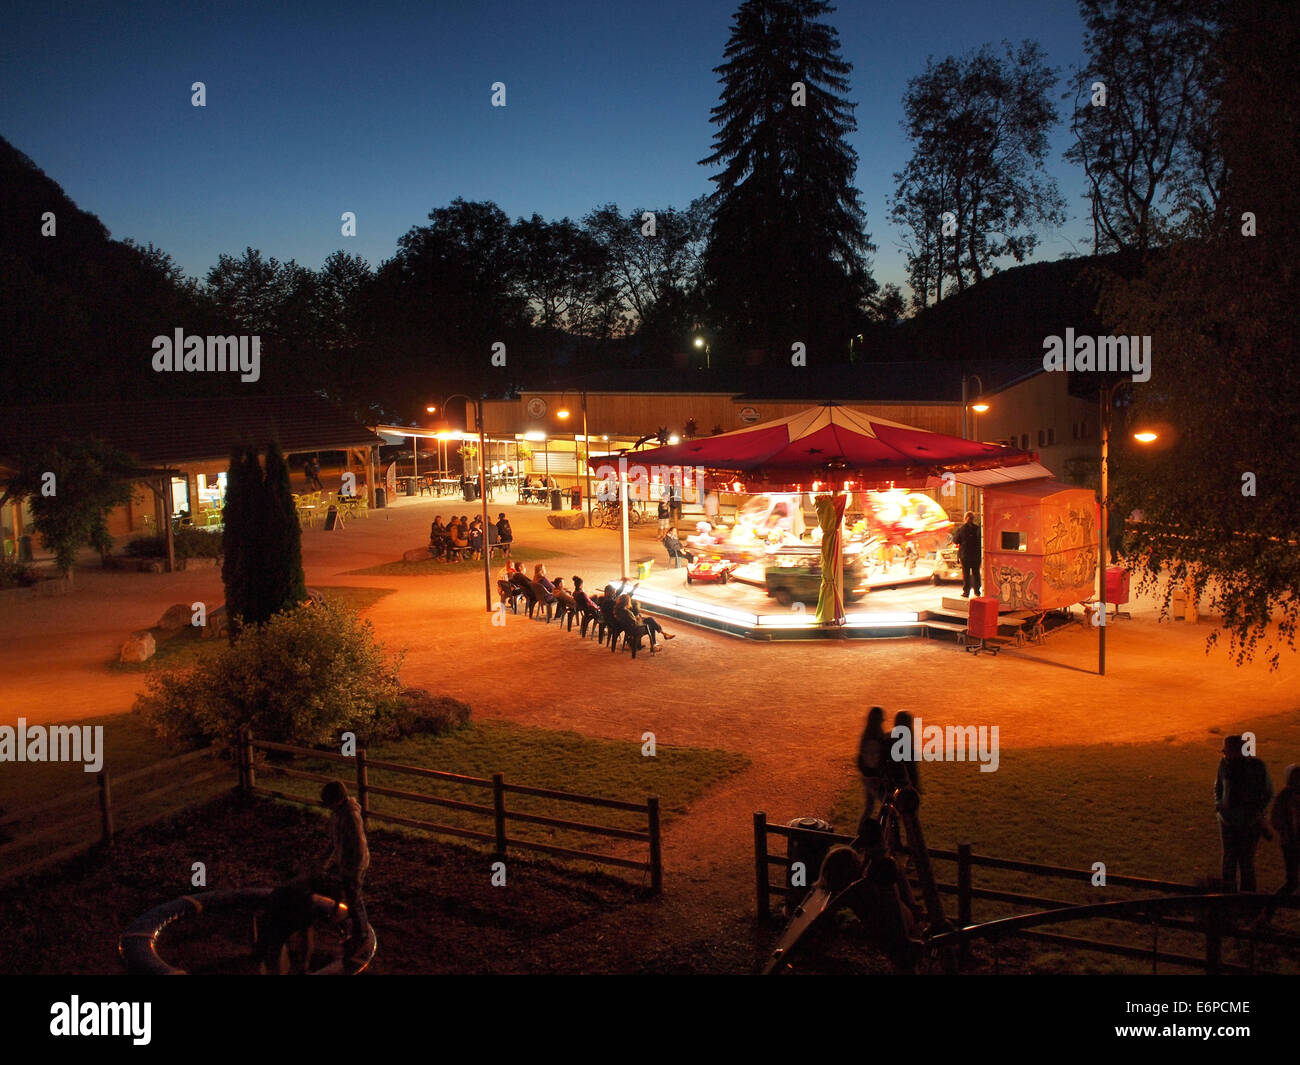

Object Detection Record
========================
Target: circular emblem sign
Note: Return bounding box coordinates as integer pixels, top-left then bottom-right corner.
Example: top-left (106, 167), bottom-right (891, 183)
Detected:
top-left (739, 406), bottom-right (760, 424)
top-left (526, 397), bottom-right (548, 419)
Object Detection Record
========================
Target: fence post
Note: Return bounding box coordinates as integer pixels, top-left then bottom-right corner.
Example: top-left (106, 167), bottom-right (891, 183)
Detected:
top-left (1205, 901), bottom-right (1222, 975)
top-left (241, 726), bottom-right (255, 791)
top-left (97, 769), bottom-right (114, 845)
top-left (647, 797), bottom-right (662, 896)
top-left (492, 773), bottom-right (507, 856)
top-left (754, 812), bottom-right (770, 921)
top-left (355, 747), bottom-right (369, 827)
top-left (957, 841), bottom-right (972, 967)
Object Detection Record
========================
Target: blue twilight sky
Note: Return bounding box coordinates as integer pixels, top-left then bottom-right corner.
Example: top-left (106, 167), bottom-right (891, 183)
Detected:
top-left (1, 0), bottom-right (1094, 297)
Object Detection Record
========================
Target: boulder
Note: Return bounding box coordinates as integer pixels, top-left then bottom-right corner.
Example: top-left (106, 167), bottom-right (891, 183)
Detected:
top-left (547, 511), bottom-right (586, 530)
top-left (403, 547), bottom-right (433, 562)
top-left (158, 603), bottom-right (191, 631)
top-left (200, 606), bottom-right (228, 640)
top-left (120, 630), bottom-right (156, 663)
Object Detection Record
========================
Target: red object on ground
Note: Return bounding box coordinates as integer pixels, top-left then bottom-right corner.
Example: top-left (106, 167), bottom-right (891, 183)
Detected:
top-left (1105, 566), bottom-right (1130, 605)
top-left (686, 558), bottom-right (735, 584)
top-left (967, 597), bottom-right (1001, 639)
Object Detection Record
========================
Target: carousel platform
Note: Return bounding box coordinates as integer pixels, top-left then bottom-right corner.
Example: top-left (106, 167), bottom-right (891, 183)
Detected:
top-left (611, 566), bottom-right (1029, 643)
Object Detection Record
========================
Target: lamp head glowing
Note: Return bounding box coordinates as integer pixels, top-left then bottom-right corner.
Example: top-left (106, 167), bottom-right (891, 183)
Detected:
top-left (693, 337), bottom-right (704, 348)
top-left (971, 401), bottom-right (990, 414)
top-left (1133, 431), bottom-right (1158, 443)
top-left (557, 408), bottom-right (570, 420)
top-left (426, 405), bottom-right (437, 413)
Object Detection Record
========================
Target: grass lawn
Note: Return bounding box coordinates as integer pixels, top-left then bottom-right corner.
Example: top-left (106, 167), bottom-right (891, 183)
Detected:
top-left (265, 719), bottom-right (750, 862)
top-left (2, 718), bottom-right (748, 897)
top-left (107, 585), bottom-right (396, 673)
top-left (824, 712), bottom-right (1300, 974)
top-left (347, 545), bottom-right (565, 577)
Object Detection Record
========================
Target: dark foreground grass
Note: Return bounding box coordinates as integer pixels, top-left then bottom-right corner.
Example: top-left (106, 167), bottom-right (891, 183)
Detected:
top-left (0, 794), bottom-right (650, 974)
top-left (816, 710), bottom-right (1300, 975)
top-left (347, 545), bottom-right (564, 576)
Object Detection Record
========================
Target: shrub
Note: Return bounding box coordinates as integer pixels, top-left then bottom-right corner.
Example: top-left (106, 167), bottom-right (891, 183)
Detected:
top-left (392, 689), bottom-right (472, 738)
top-left (135, 600), bottom-right (405, 748)
top-left (0, 558), bottom-right (36, 589)
top-left (122, 528), bottom-right (224, 560)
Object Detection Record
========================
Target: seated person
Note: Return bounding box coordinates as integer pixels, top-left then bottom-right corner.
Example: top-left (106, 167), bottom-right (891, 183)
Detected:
top-left (533, 564), bottom-right (555, 594)
top-left (552, 577), bottom-right (577, 623)
top-left (630, 596), bottom-right (674, 649)
top-left (447, 520), bottom-right (470, 558)
top-left (571, 576), bottom-right (601, 635)
top-left (495, 514), bottom-right (513, 555)
top-left (661, 527), bottom-right (692, 566)
top-left (613, 593), bottom-right (649, 654)
top-left (429, 515), bottom-right (449, 556)
top-left (507, 562), bottom-right (533, 593)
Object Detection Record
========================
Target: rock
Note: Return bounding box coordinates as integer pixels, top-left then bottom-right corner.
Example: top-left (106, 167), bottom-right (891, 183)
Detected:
top-left (142, 559), bottom-right (165, 573)
top-left (200, 606), bottom-right (228, 640)
top-left (305, 587), bottom-right (327, 606)
top-left (403, 547), bottom-right (433, 562)
top-left (158, 603), bottom-right (191, 631)
top-left (120, 631), bottom-right (156, 663)
top-left (547, 511), bottom-right (586, 530)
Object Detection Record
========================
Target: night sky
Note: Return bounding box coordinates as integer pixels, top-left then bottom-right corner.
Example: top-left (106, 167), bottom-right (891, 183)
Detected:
top-left (2, 0), bottom-right (1092, 293)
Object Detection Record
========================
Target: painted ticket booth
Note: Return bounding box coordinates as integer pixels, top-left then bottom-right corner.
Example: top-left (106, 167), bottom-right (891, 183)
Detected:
top-left (983, 480), bottom-right (1098, 612)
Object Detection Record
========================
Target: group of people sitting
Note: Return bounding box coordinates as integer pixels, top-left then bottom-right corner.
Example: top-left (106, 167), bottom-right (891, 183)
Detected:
top-left (519, 475), bottom-right (558, 504)
top-left (497, 563), bottom-right (676, 657)
top-left (429, 512), bottom-right (513, 561)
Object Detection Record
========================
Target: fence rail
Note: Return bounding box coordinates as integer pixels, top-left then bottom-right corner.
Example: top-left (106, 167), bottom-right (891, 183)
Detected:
top-left (753, 812), bottom-right (1299, 974)
top-left (0, 746), bottom-right (225, 884)
top-left (241, 729), bottom-right (662, 894)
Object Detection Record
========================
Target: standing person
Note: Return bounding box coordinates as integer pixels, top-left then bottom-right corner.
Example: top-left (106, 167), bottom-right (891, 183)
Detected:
top-left (951, 510), bottom-right (982, 598)
top-left (657, 494), bottom-right (670, 535)
top-left (495, 513), bottom-right (513, 558)
top-left (857, 707), bottom-right (889, 820)
top-left (320, 780), bottom-right (370, 960)
top-left (669, 481), bottom-right (683, 525)
top-left (886, 710), bottom-right (921, 795)
top-left (704, 488), bottom-right (719, 525)
top-left (306, 454), bottom-right (324, 492)
top-left (1269, 764), bottom-right (1300, 898)
top-left (1215, 735), bottom-right (1274, 892)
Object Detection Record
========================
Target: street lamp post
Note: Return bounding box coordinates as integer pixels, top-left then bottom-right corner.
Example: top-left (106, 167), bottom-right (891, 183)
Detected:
top-left (1098, 381), bottom-right (1158, 676)
top-left (960, 374), bottom-right (987, 517)
top-left (443, 393), bottom-right (493, 614)
top-left (557, 389), bottom-right (592, 526)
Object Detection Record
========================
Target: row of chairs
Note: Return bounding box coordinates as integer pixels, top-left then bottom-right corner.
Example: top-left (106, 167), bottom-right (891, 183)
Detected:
top-left (497, 579), bottom-right (651, 657)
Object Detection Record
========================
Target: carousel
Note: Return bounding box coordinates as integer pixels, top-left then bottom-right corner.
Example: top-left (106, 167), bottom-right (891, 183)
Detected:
top-left (591, 403), bottom-right (1055, 640)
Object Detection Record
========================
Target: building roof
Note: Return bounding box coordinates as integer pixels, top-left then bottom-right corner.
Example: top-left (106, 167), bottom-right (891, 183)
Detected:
top-left (0, 394), bottom-right (383, 466)
top-left (527, 359), bottom-right (1043, 404)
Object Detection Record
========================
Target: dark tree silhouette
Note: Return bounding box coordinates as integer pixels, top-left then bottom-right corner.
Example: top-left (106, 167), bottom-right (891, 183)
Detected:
top-left (700, 0), bottom-right (875, 365)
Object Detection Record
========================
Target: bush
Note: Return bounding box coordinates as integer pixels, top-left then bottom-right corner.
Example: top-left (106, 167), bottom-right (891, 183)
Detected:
top-left (135, 600), bottom-right (405, 748)
top-left (0, 558), bottom-right (36, 589)
top-left (124, 528), bottom-right (224, 560)
top-left (392, 689), bottom-right (472, 738)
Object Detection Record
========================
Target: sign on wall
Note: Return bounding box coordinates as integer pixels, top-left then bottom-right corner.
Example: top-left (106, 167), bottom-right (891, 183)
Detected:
top-left (738, 406), bottom-right (760, 424)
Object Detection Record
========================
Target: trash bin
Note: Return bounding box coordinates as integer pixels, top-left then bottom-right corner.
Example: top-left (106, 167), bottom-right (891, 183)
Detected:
top-left (463, 480), bottom-right (477, 503)
top-left (404, 478), bottom-right (416, 497)
top-left (375, 487), bottom-right (387, 509)
top-left (550, 488), bottom-right (563, 510)
top-left (785, 817), bottom-right (835, 912)
top-left (570, 485), bottom-right (581, 509)
top-left (18, 535), bottom-right (33, 562)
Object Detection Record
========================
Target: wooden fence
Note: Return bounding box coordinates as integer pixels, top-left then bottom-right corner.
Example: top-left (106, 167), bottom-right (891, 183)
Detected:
top-left (0, 746), bottom-right (226, 884)
top-left (753, 812), bottom-right (1300, 974)
top-left (240, 729), bottom-right (662, 894)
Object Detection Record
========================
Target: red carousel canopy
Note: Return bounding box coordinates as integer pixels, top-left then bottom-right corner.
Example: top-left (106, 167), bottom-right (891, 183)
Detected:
top-left (592, 403), bottom-right (1046, 490)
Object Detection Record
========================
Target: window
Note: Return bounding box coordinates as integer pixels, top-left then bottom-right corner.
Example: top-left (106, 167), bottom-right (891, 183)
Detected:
top-left (1047, 427), bottom-right (1056, 446)
top-left (1001, 530), bottom-right (1028, 551)
top-left (1020, 433), bottom-right (1029, 450)
top-left (1037, 430), bottom-right (1045, 447)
